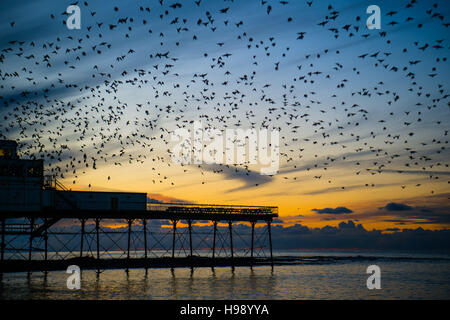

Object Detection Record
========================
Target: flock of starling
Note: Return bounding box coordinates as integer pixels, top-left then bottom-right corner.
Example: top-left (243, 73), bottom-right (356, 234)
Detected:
top-left (0, 0), bottom-right (448, 198)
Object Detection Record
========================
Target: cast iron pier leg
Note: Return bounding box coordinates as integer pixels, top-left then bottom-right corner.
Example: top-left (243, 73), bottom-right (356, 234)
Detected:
top-left (212, 221), bottom-right (217, 261)
top-left (171, 220), bottom-right (177, 260)
top-left (143, 219), bottom-right (148, 260)
top-left (28, 217), bottom-right (34, 262)
top-left (188, 220), bottom-right (193, 257)
top-left (251, 221), bottom-right (255, 266)
top-left (127, 219), bottom-right (132, 261)
top-left (1, 218), bottom-right (5, 262)
top-left (95, 218), bottom-right (100, 272)
top-left (228, 221), bottom-right (234, 268)
top-left (80, 219), bottom-right (85, 258)
top-left (44, 218), bottom-right (48, 262)
top-left (267, 221), bottom-right (273, 267)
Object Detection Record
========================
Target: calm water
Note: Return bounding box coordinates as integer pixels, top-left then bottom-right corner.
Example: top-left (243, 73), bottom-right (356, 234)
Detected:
top-left (1, 250), bottom-right (449, 300)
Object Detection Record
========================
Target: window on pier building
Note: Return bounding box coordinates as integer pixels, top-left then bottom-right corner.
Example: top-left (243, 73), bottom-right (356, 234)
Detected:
top-left (0, 148), bottom-right (13, 159)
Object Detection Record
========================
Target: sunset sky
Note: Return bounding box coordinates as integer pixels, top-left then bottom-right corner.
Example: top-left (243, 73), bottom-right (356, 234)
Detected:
top-left (0, 0), bottom-right (449, 233)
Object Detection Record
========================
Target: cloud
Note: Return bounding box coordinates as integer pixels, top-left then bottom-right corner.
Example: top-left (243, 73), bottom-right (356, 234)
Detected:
top-left (270, 221), bottom-right (450, 250)
top-left (147, 197), bottom-right (162, 204)
top-left (303, 185), bottom-right (361, 195)
top-left (312, 206), bottom-right (353, 214)
top-left (381, 202), bottom-right (413, 211)
top-left (338, 220), bottom-right (358, 229)
top-left (200, 164), bottom-right (274, 193)
top-left (146, 193), bottom-right (189, 203)
top-left (360, 198), bottom-right (450, 226)
top-left (379, 169), bottom-right (450, 176)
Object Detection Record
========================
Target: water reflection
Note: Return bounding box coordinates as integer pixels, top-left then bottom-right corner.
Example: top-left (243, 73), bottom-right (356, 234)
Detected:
top-left (168, 268), bottom-right (178, 299)
top-left (0, 259), bottom-right (449, 299)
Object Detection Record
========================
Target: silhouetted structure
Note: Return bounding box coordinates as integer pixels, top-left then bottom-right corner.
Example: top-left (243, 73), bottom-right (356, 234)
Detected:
top-left (0, 140), bottom-right (278, 272)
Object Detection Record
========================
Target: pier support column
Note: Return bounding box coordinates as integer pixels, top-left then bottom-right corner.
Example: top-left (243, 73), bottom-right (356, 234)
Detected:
top-left (267, 221), bottom-right (273, 267)
top-left (212, 221), bottom-right (217, 261)
top-left (44, 218), bottom-right (48, 262)
top-left (143, 219), bottom-right (148, 260)
top-left (251, 221), bottom-right (255, 265)
top-left (1, 218), bottom-right (5, 262)
top-left (95, 218), bottom-right (100, 269)
top-left (28, 217), bottom-right (34, 261)
top-left (188, 220), bottom-right (193, 257)
top-left (228, 221), bottom-right (234, 267)
top-left (171, 220), bottom-right (177, 260)
top-left (80, 219), bottom-right (85, 258)
top-left (127, 219), bottom-right (132, 261)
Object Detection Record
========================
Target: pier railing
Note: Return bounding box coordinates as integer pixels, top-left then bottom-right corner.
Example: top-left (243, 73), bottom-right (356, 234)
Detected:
top-left (147, 202), bottom-right (278, 216)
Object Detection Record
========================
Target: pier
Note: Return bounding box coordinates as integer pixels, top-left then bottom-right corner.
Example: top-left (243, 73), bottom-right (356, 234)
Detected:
top-left (0, 139), bottom-right (277, 273)
top-left (0, 202), bottom-right (278, 273)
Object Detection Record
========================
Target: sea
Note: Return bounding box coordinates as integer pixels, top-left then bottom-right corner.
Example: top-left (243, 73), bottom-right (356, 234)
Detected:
top-left (1, 250), bottom-right (449, 300)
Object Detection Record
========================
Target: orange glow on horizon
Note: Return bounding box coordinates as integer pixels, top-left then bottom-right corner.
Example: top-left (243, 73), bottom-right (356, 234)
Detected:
top-left (62, 160), bottom-right (450, 232)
